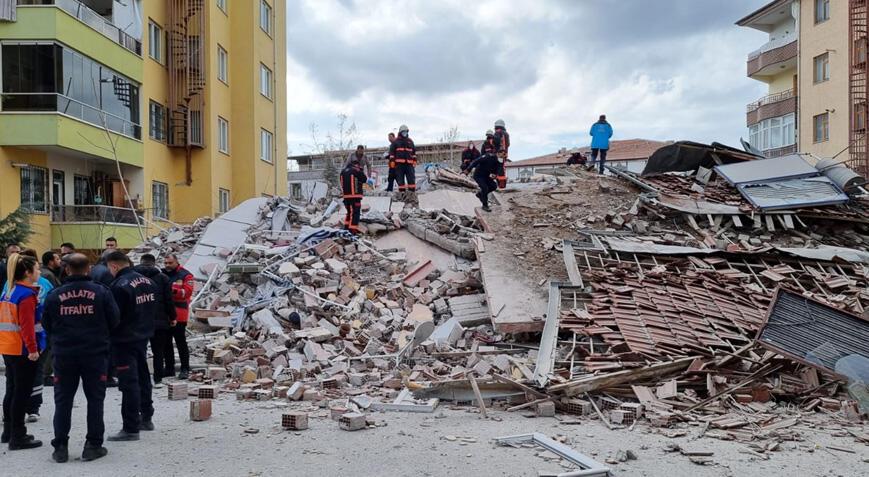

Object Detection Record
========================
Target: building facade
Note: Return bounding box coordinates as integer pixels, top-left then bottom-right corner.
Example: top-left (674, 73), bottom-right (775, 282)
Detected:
top-left (739, 0), bottom-right (867, 176)
top-left (0, 0), bottom-right (287, 251)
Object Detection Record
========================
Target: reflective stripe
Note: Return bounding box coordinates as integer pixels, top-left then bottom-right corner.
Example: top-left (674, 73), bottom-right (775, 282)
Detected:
top-left (0, 322), bottom-right (21, 332)
top-left (34, 324), bottom-right (44, 333)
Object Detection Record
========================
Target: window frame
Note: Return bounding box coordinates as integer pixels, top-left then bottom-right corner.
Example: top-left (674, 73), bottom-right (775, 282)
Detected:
top-left (814, 53), bottom-right (830, 84)
top-left (151, 181), bottom-right (169, 219)
top-left (217, 0), bottom-right (228, 14)
top-left (260, 0), bottom-right (273, 36)
top-left (814, 113), bottom-right (830, 143)
top-left (218, 188), bottom-right (230, 214)
top-left (259, 63), bottom-right (273, 99)
top-left (217, 44), bottom-right (228, 84)
top-left (20, 165), bottom-right (49, 214)
top-left (148, 20), bottom-right (164, 64)
top-left (217, 116), bottom-right (230, 154)
top-left (815, 0), bottom-right (830, 24)
top-left (260, 128), bottom-right (274, 163)
top-left (148, 100), bottom-right (167, 142)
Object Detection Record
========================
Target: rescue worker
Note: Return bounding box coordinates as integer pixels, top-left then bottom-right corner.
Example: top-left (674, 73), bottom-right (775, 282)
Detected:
top-left (341, 150), bottom-right (369, 235)
top-left (389, 125), bottom-right (417, 203)
top-left (0, 253), bottom-right (43, 450)
top-left (343, 144), bottom-right (372, 178)
top-left (464, 148), bottom-right (500, 212)
top-left (481, 130), bottom-right (497, 157)
top-left (493, 119), bottom-right (510, 189)
top-left (460, 141), bottom-right (480, 172)
top-left (42, 253), bottom-right (119, 463)
top-left (104, 251), bottom-right (157, 441)
top-left (589, 114), bottom-right (613, 175)
top-left (17, 249), bottom-right (52, 424)
top-left (162, 254), bottom-right (193, 380)
top-left (132, 254), bottom-right (176, 386)
top-left (384, 132), bottom-right (397, 192)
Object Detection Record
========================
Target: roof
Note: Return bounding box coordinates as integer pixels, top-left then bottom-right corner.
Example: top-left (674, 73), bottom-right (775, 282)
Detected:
top-left (735, 0), bottom-right (789, 28)
top-left (714, 154), bottom-right (818, 185)
top-left (506, 139), bottom-right (671, 169)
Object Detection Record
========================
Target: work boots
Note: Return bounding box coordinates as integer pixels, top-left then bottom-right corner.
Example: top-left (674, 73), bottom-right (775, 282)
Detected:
top-left (107, 429), bottom-right (140, 442)
top-left (82, 441), bottom-right (108, 461)
top-left (52, 442), bottom-right (69, 463)
top-left (9, 432), bottom-right (42, 450)
top-left (139, 419), bottom-right (155, 431)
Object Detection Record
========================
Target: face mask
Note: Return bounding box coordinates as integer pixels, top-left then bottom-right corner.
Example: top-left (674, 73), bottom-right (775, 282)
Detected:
top-left (401, 131), bottom-right (408, 138)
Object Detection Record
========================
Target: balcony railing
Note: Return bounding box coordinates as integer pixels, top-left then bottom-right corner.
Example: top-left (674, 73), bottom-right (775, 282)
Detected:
top-left (1, 93), bottom-right (142, 139)
top-left (51, 204), bottom-right (140, 224)
top-left (747, 38), bottom-right (798, 77)
top-left (748, 33), bottom-right (797, 60)
top-left (17, 0), bottom-right (142, 56)
top-left (746, 89), bottom-right (795, 112)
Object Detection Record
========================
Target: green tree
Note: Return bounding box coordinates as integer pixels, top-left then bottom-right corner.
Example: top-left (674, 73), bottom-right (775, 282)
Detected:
top-left (0, 207), bottom-right (33, 248)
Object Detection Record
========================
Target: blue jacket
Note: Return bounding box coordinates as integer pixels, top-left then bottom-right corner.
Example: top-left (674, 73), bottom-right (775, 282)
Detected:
top-left (589, 120), bottom-right (613, 150)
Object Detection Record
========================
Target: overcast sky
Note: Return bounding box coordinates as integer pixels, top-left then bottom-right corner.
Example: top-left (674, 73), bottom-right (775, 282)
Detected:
top-left (285, 0), bottom-right (770, 160)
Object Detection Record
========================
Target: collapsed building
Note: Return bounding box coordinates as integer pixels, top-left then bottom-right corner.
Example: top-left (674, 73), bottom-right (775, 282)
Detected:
top-left (131, 143), bottom-right (869, 472)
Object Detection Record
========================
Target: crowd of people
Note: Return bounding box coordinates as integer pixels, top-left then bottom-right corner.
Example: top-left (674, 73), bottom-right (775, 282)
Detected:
top-left (0, 238), bottom-right (193, 463)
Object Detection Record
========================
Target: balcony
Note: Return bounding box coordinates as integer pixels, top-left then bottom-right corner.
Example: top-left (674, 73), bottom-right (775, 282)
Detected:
top-left (747, 35), bottom-right (798, 77)
top-left (51, 204), bottom-right (140, 224)
top-left (746, 89), bottom-right (797, 126)
top-left (49, 205), bottom-right (144, 249)
top-left (17, 0), bottom-right (141, 56)
top-left (2, 93), bottom-right (141, 139)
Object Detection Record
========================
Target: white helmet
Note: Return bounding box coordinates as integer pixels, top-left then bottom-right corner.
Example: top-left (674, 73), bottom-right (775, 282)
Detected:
top-left (399, 125), bottom-right (409, 133)
top-left (494, 119), bottom-right (506, 129)
top-left (486, 129), bottom-right (494, 136)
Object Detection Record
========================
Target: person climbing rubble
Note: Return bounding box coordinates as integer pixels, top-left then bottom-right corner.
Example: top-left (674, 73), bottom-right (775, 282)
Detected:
top-left (493, 119), bottom-right (510, 188)
top-left (384, 132), bottom-right (397, 192)
top-left (460, 141), bottom-right (480, 172)
top-left (389, 125), bottom-right (417, 205)
top-left (341, 146), bottom-right (370, 235)
top-left (463, 147), bottom-right (499, 212)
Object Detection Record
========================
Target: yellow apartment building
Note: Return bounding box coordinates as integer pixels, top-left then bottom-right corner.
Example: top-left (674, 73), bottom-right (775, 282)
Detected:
top-left (0, 0), bottom-right (287, 252)
top-left (738, 0), bottom-right (869, 176)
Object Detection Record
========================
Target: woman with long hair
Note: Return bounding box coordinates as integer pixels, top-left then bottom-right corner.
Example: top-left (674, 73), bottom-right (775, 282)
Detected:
top-left (0, 253), bottom-right (43, 450)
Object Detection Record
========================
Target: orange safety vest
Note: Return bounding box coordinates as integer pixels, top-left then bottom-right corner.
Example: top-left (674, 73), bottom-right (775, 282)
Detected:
top-left (0, 286), bottom-right (32, 355)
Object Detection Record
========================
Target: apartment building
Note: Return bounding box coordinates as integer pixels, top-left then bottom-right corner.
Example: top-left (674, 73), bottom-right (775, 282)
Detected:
top-left (738, 0), bottom-right (868, 176)
top-left (0, 0), bottom-right (287, 251)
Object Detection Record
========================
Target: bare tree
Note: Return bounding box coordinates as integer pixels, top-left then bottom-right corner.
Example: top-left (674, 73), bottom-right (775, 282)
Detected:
top-left (436, 126), bottom-right (460, 168)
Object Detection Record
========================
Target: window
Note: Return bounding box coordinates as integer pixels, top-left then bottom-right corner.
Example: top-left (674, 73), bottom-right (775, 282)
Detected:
top-left (148, 21), bottom-right (163, 64)
top-left (814, 113), bottom-right (830, 143)
top-left (814, 53), bottom-right (830, 83)
top-left (290, 183), bottom-right (302, 200)
top-left (217, 45), bottom-right (228, 84)
top-left (260, 1), bottom-right (272, 35)
top-left (52, 170), bottom-right (65, 206)
top-left (856, 38), bottom-right (868, 66)
top-left (856, 103), bottom-right (868, 132)
top-left (1, 43), bottom-right (141, 139)
top-left (20, 166), bottom-right (48, 213)
top-left (217, 116), bottom-right (229, 153)
top-left (218, 188), bottom-right (230, 214)
top-left (73, 175), bottom-right (93, 205)
top-left (815, 0), bottom-right (830, 24)
top-left (260, 129), bottom-right (273, 163)
top-left (152, 181), bottom-right (169, 219)
top-left (748, 113), bottom-right (796, 151)
top-left (217, 0), bottom-right (227, 13)
top-left (260, 64), bottom-right (273, 99)
top-left (149, 101), bottom-right (167, 141)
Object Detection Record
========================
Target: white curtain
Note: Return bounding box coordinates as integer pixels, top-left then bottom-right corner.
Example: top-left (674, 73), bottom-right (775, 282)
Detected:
top-left (0, 0), bottom-right (16, 22)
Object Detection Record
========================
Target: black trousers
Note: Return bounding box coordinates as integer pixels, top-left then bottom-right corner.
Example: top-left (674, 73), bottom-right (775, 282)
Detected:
top-left (150, 328), bottom-right (171, 382)
top-left (112, 341), bottom-right (152, 432)
top-left (52, 353), bottom-right (108, 446)
top-left (474, 176), bottom-right (497, 207)
top-left (386, 167), bottom-right (396, 192)
top-left (590, 148), bottom-right (608, 174)
top-left (164, 322), bottom-right (189, 374)
top-left (2, 354), bottom-right (38, 439)
top-left (343, 199), bottom-right (362, 233)
top-left (395, 163), bottom-right (416, 191)
top-left (26, 350), bottom-right (46, 414)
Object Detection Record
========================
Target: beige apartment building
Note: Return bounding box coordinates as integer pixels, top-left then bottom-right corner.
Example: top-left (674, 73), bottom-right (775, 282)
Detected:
top-left (738, 0), bottom-right (869, 176)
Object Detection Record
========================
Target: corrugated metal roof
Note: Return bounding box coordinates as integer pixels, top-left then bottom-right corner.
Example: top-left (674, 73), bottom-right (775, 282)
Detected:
top-left (737, 176), bottom-right (849, 211)
top-left (714, 155), bottom-right (818, 185)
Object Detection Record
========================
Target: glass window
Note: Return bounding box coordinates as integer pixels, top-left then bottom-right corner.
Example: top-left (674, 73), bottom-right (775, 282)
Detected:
top-left (218, 116), bottom-right (229, 153)
top-left (218, 188), bottom-right (230, 214)
top-left (814, 113), bottom-right (830, 143)
top-left (260, 63), bottom-right (272, 98)
top-left (260, 129), bottom-right (273, 163)
top-left (217, 0), bottom-right (227, 13)
top-left (217, 45), bottom-right (228, 83)
top-left (260, 1), bottom-right (272, 35)
top-left (20, 166), bottom-right (48, 213)
top-left (769, 117), bottom-right (782, 149)
top-left (814, 53), bottom-right (830, 83)
top-left (815, 0), bottom-right (830, 24)
top-left (152, 181), bottom-right (169, 219)
top-left (148, 21), bottom-right (163, 64)
top-left (291, 183), bottom-right (302, 200)
top-left (749, 124), bottom-right (760, 149)
top-left (781, 113), bottom-right (796, 146)
top-left (149, 101), bottom-right (167, 142)
top-left (52, 170), bottom-right (65, 207)
top-left (74, 175), bottom-right (93, 205)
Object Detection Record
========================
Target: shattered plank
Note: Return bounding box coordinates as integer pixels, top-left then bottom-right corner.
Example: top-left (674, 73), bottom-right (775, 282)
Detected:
top-left (548, 357), bottom-right (697, 397)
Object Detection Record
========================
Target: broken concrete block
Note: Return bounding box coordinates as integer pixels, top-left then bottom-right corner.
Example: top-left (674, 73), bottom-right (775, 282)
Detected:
top-left (302, 389), bottom-right (323, 401)
top-left (241, 367), bottom-right (258, 383)
top-left (278, 262), bottom-right (300, 276)
top-left (168, 382), bottom-right (188, 401)
top-left (281, 411), bottom-right (309, 430)
top-left (325, 258), bottom-right (348, 274)
top-left (338, 412), bottom-right (367, 431)
top-left (208, 367), bottom-right (227, 381)
top-left (330, 406), bottom-right (349, 421)
top-left (472, 360), bottom-right (492, 377)
top-left (190, 399), bottom-right (212, 421)
top-left (430, 317), bottom-right (464, 347)
top-left (254, 389), bottom-right (272, 401)
top-left (235, 389), bottom-right (253, 400)
top-left (287, 382), bottom-right (305, 401)
top-left (536, 401), bottom-right (556, 417)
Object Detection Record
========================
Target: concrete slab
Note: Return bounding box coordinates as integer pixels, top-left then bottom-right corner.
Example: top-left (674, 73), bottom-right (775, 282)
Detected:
top-left (363, 196), bottom-right (405, 213)
top-left (477, 238), bottom-right (547, 333)
top-left (374, 230), bottom-right (455, 272)
top-left (418, 190), bottom-right (479, 217)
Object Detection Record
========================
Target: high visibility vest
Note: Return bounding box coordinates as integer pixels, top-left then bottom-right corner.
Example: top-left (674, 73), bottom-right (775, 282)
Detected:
top-left (0, 284), bottom-right (36, 356)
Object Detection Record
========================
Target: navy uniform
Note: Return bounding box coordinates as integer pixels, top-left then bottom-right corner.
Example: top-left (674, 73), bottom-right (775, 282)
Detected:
top-left (465, 153), bottom-right (500, 211)
top-left (493, 125), bottom-right (510, 189)
top-left (108, 267), bottom-right (158, 438)
top-left (389, 126), bottom-right (417, 199)
top-left (340, 160), bottom-right (368, 234)
top-left (42, 274), bottom-right (119, 458)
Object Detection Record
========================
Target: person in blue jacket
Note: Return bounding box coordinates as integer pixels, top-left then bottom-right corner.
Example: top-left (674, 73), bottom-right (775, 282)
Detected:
top-left (589, 114), bottom-right (613, 175)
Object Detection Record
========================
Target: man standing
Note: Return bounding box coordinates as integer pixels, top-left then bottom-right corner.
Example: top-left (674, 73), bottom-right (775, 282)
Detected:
top-left (384, 132), bottom-right (397, 192)
top-left (341, 154), bottom-right (368, 235)
top-left (389, 125), bottom-right (417, 204)
top-left (589, 114), bottom-right (613, 175)
top-left (133, 254), bottom-right (175, 386)
top-left (493, 119), bottom-right (510, 189)
top-left (42, 254), bottom-right (119, 463)
top-left (40, 252), bottom-right (61, 288)
top-left (104, 237), bottom-right (117, 251)
top-left (59, 243), bottom-right (75, 257)
top-left (38, 252), bottom-right (62, 391)
top-left (104, 251), bottom-right (157, 441)
top-left (90, 250), bottom-right (115, 287)
top-left (344, 144), bottom-right (372, 178)
top-left (464, 148), bottom-right (499, 212)
top-left (460, 141), bottom-right (480, 172)
top-left (162, 254), bottom-right (192, 380)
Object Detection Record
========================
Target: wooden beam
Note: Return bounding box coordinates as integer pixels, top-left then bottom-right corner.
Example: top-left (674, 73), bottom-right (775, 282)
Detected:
top-left (548, 357), bottom-right (697, 396)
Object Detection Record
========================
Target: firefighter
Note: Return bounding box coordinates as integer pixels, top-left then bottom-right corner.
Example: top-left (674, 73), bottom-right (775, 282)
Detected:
top-left (385, 132), bottom-right (397, 192)
top-left (162, 254), bottom-right (193, 380)
top-left (389, 125), bottom-right (417, 204)
top-left (464, 148), bottom-right (500, 212)
top-left (460, 141), bottom-right (480, 172)
top-left (132, 254), bottom-right (175, 386)
top-left (493, 119), bottom-right (511, 188)
top-left (42, 253), bottom-right (119, 463)
top-left (481, 130), bottom-right (497, 157)
top-left (104, 251), bottom-right (158, 442)
top-left (341, 149), bottom-right (369, 235)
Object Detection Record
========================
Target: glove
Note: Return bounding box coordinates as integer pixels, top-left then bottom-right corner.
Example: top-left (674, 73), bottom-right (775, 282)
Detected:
top-left (366, 178), bottom-right (375, 186)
